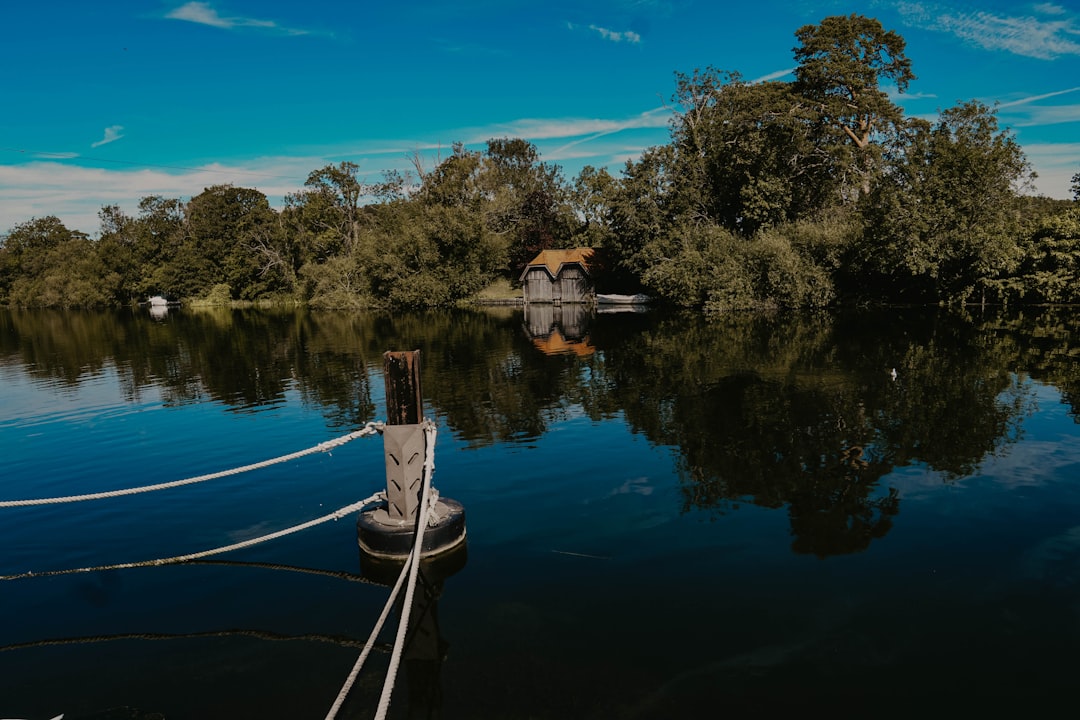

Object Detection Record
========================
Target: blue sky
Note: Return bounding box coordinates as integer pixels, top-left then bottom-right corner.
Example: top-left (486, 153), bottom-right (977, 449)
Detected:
top-left (2, 0), bottom-right (1079, 235)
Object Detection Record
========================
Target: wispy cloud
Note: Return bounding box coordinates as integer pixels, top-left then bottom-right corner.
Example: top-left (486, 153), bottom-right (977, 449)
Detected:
top-left (165, 2), bottom-right (310, 35)
top-left (998, 85), bottom-right (1080, 108)
top-left (750, 68), bottom-right (795, 84)
top-left (91, 125), bottom-right (125, 148)
top-left (567, 22), bottom-right (642, 44)
top-left (1033, 3), bottom-right (1067, 16)
top-left (889, 89), bottom-right (938, 101)
top-left (543, 108), bottom-right (671, 160)
top-left (0, 108), bottom-right (675, 235)
top-left (1002, 103), bottom-right (1080, 127)
top-left (29, 150), bottom-right (80, 160)
top-left (0, 158), bottom-right (311, 236)
top-left (475, 109), bottom-right (669, 145)
top-left (1007, 141), bottom-right (1080, 198)
top-left (895, 1), bottom-right (1080, 59)
top-left (590, 25), bottom-right (642, 43)
top-left (1023, 141), bottom-right (1080, 168)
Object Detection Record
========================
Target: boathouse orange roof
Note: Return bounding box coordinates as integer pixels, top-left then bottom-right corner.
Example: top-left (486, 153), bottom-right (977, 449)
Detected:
top-left (520, 248), bottom-right (596, 280)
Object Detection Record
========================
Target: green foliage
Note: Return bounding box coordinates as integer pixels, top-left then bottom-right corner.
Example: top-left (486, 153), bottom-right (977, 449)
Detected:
top-left (793, 14), bottom-right (914, 201)
top-left (741, 227), bottom-right (837, 310)
top-left (640, 223), bottom-right (750, 308)
top-left (853, 102), bottom-right (1031, 303)
top-left (195, 283), bottom-right (234, 306)
top-left (606, 15), bottom-right (918, 306)
top-left (131, 195), bottom-right (185, 297)
top-left (631, 220), bottom-right (836, 313)
top-left (358, 201), bottom-right (508, 308)
top-left (793, 14), bottom-right (913, 147)
top-left (1011, 207), bottom-right (1080, 303)
top-left (569, 165), bottom-right (617, 248)
top-left (478, 138), bottom-right (575, 276)
top-left (299, 256), bottom-right (370, 310)
top-left (1, 217), bottom-right (116, 307)
top-left (417, 143), bottom-right (484, 209)
top-left (669, 70), bottom-right (840, 233)
top-left (95, 205), bottom-right (140, 304)
top-left (299, 161), bottom-right (369, 252)
top-left (8, 240), bottom-right (116, 308)
top-left (605, 144), bottom-right (684, 279)
top-left (183, 184), bottom-right (282, 300)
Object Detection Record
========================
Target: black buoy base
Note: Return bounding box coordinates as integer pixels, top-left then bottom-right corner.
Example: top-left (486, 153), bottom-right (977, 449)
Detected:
top-left (357, 497), bottom-right (466, 559)
top-left (359, 539), bottom-right (468, 587)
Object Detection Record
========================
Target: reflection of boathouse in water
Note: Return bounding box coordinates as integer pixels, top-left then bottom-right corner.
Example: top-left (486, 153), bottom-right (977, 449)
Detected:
top-left (519, 248), bottom-right (597, 305)
top-left (524, 302), bottom-right (595, 356)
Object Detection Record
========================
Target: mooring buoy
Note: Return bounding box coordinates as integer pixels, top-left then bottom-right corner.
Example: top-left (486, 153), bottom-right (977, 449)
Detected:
top-left (358, 496), bottom-right (467, 559)
top-left (357, 350), bottom-right (467, 560)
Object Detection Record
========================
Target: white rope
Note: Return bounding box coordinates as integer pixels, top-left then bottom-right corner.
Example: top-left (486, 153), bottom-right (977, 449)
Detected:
top-left (324, 421), bottom-right (438, 720)
top-left (0, 493), bottom-right (386, 581)
top-left (0, 628), bottom-right (393, 653)
top-left (322, 543), bottom-right (411, 720)
top-left (0, 422), bottom-right (384, 508)
top-left (375, 422), bottom-right (437, 720)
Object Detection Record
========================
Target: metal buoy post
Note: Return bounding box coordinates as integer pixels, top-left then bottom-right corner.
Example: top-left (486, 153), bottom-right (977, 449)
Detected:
top-left (357, 350), bottom-right (467, 559)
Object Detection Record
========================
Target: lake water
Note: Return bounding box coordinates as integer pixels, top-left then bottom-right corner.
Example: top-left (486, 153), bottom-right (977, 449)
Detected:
top-left (2, 304), bottom-right (1080, 718)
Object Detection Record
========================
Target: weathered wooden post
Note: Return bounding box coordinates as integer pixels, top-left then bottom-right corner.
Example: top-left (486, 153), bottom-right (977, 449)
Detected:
top-left (357, 350), bottom-right (466, 558)
top-left (381, 350), bottom-right (426, 523)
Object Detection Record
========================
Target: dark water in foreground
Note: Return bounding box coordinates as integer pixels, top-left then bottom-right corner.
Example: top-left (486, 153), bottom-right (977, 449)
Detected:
top-left (2, 305), bottom-right (1080, 718)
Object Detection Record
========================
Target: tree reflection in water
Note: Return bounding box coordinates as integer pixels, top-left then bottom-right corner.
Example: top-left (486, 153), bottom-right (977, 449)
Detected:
top-left (1, 304), bottom-right (1058, 557)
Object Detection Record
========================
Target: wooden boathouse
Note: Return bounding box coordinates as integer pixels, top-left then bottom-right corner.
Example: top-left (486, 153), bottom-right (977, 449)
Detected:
top-left (519, 248), bottom-right (597, 304)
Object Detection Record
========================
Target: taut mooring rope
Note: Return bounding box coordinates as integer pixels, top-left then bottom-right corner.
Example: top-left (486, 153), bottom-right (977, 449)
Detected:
top-left (0, 422), bottom-right (384, 508)
top-left (324, 421), bottom-right (439, 720)
top-left (0, 628), bottom-right (393, 654)
top-left (0, 493), bottom-right (386, 581)
top-left (375, 421), bottom-right (438, 720)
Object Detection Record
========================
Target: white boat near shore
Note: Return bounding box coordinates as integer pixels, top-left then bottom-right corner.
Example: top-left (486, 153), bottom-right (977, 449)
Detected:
top-left (595, 293), bottom-right (652, 305)
top-left (147, 295), bottom-right (179, 319)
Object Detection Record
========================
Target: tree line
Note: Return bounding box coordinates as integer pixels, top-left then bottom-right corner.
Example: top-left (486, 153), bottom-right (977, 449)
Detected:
top-left (3, 13), bottom-right (1080, 311)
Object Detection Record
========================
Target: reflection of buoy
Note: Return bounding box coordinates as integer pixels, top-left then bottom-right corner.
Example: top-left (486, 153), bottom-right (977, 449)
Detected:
top-left (359, 535), bottom-right (468, 586)
top-left (357, 498), bottom-right (467, 559)
top-left (357, 532), bottom-right (466, 719)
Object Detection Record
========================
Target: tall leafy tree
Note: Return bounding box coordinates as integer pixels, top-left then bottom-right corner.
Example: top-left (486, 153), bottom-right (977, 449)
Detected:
top-left (793, 14), bottom-right (914, 199)
top-left (570, 164), bottom-right (618, 248)
top-left (854, 101), bottom-right (1032, 302)
top-left (0, 216), bottom-right (115, 307)
top-left (1013, 206), bottom-right (1080, 303)
top-left (146, 185), bottom-right (280, 300)
top-left (0, 216), bottom-right (71, 280)
top-left (302, 161), bottom-right (369, 252)
top-left (417, 143), bottom-right (484, 209)
top-left (479, 138), bottom-right (574, 276)
top-left (135, 195), bottom-right (187, 298)
top-left (605, 144), bottom-right (684, 280)
top-left (357, 195), bottom-right (506, 308)
top-left (669, 68), bottom-right (839, 233)
top-left (96, 205), bottom-right (140, 304)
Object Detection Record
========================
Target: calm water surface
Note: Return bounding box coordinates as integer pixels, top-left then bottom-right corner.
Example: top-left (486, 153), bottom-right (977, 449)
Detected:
top-left (2, 305), bottom-right (1080, 718)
